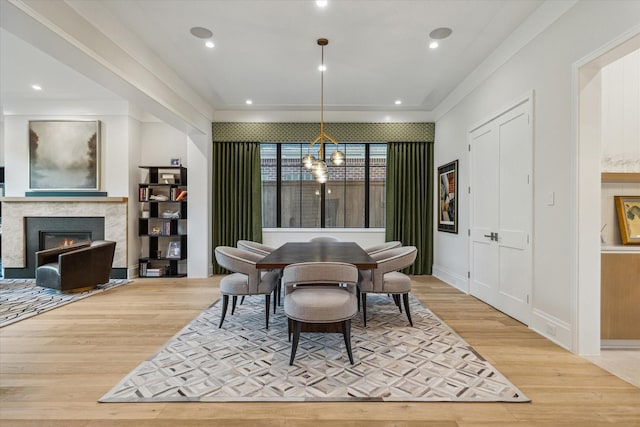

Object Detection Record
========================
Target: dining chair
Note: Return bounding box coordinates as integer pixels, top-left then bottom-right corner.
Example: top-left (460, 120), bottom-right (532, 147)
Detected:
top-left (363, 241), bottom-right (402, 255)
top-left (214, 246), bottom-right (279, 329)
top-left (282, 261), bottom-right (359, 365)
top-left (236, 240), bottom-right (276, 256)
top-left (309, 236), bottom-right (341, 242)
top-left (358, 246), bottom-right (417, 327)
top-left (237, 239), bottom-right (283, 307)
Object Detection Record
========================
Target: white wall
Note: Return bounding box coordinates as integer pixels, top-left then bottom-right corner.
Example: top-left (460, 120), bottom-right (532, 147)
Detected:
top-left (601, 49), bottom-right (640, 172)
top-left (433, 1), bottom-right (640, 352)
top-left (139, 122), bottom-right (189, 168)
top-left (3, 110), bottom-right (130, 197)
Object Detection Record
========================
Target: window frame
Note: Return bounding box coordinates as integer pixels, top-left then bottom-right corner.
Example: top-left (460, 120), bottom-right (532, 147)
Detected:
top-left (260, 142), bottom-right (385, 229)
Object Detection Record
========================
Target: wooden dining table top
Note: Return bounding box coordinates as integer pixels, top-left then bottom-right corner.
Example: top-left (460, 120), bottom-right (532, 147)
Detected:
top-left (255, 242), bottom-right (377, 269)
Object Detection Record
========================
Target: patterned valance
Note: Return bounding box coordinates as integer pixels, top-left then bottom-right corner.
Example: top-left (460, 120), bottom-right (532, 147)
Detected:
top-left (212, 122), bottom-right (435, 143)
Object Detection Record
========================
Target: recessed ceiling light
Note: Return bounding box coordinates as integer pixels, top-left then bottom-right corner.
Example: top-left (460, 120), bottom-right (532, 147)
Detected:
top-left (429, 27), bottom-right (453, 40)
top-left (246, 99), bottom-right (253, 105)
top-left (395, 100), bottom-right (402, 105)
top-left (190, 26), bottom-right (213, 39)
top-left (31, 84), bottom-right (42, 91)
top-left (429, 41), bottom-right (439, 49)
top-left (205, 40), bottom-right (215, 48)
top-left (316, 0), bottom-right (328, 7)
top-left (318, 64), bottom-right (327, 72)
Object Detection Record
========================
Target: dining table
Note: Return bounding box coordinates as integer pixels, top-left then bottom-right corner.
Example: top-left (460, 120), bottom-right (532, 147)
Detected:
top-left (256, 241), bottom-right (376, 333)
top-left (255, 241), bottom-right (377, 270)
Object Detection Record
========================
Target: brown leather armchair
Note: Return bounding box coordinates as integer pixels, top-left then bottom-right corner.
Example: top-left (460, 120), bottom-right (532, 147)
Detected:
top-left (35, 240), bottom-right (117, 292)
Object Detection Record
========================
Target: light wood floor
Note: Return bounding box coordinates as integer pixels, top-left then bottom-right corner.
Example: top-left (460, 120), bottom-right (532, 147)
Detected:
top-left (1, 275), bottom-right (638, 427)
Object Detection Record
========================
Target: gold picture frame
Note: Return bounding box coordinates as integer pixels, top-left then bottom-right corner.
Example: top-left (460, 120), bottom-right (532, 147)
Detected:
top-left (614, 195), bottom-right (640, 245)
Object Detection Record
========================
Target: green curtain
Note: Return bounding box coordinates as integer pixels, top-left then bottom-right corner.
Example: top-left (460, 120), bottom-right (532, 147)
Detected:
top-left (385, 142), bottom-right (434, 275)
top-left (212, 142), bottom-right (263, 274)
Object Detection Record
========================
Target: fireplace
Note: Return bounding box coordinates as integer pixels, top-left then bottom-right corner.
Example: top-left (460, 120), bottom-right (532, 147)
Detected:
top-left (1, 197), bottom-right (128, 279)
top-left (40, 231), bottom-right (93, 250)
top-left (15, 217), bottom-right (105, 278)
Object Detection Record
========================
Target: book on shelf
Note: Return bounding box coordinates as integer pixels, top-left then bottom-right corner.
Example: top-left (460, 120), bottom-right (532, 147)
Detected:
top-left (145, 268), bottom-right (163, 277)
top-left (139, 187), bottom-right (151, 202)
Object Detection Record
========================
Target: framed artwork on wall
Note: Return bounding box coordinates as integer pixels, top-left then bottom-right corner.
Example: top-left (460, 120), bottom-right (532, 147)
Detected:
top-left (438, 159), bottom-right (458, 233)
top-left (615, 195), bottom-right (640, 244)
top-left (28, 120), bottom-right (100, 191)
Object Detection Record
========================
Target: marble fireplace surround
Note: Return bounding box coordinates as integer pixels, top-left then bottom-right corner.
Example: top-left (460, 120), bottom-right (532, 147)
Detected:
top-left (2, 197), bottom-right (127, 278)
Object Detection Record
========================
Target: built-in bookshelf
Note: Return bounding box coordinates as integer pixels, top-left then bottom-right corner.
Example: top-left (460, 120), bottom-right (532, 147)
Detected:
top-left (138, 166), bottom-right (187, 278)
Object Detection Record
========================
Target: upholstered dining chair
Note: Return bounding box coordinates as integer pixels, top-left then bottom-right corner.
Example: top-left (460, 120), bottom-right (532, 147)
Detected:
top-left (237, 240), bottom-right (276, 256)
top-left (358, 246), bottom-right (417, 327)
top-left (236, 239), bottom-right (283, 307)
top-left (282, 262), bottom-right (359, 365)
top-left (309, 236), bottom-right (341, 242)
top-left (214, 246), bottom-right (279, 329)
top-left (363, 241), bottom-right (402, 255)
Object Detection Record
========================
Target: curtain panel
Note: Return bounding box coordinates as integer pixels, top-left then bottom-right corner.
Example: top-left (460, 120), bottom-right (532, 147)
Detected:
top-left (212, 142), bottom-right (263, 274)
top-left (385, 142), bottom-right (434, 275)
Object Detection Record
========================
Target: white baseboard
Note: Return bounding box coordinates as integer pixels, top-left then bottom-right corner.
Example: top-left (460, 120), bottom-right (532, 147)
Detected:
top-left (601, 340), bottom-right (640, 349)
top-left (530, 308), bottom-right (572, 351)
top-left (432, 264), bottom-right (469, 293)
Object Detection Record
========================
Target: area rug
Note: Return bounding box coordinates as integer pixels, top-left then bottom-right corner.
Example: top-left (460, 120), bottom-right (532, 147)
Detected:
top-left (100, 293), bottom-right (530, 403)
top-left (0, 279), bottom-right (131, 327)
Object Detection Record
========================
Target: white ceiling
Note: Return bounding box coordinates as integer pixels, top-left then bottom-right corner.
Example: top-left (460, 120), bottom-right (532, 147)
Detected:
top-left (1, 0), bottom-right (546, 115)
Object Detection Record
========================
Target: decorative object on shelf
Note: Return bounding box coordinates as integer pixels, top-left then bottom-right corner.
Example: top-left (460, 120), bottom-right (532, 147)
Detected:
top-left (28, 120), bottom-right (100, 191)
top-left (167, 241), bottom-right (181, 259)
top-left (150, 226), bottom-right (162, 236)
top-left (614, 195), bottom-right (640, 245)
top-left (156, 250), bottom-right (162, 259)
top-left (150, 194), bottom-right (169, 201)
top-left (302, 38), bottom-right (345, 184)
top-left (161, 209), bottom-right (180, 219)
top-left (161, 173), bottom-right (176, 184)
top-left (170, 158), bottom-right (181, 166)
top-left (437, 159), bottom-right (458, 233)
top-left (141, 210), bottom-right (150, 219)
top-left (176, 190), bottom-right (188, 201)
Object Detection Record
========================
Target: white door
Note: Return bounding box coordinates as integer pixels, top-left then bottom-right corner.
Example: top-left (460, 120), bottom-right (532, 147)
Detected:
top-left (469, 97), bottom-right (533, 324)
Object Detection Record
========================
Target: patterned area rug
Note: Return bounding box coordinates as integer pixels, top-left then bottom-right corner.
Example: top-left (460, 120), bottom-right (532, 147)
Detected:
top-left (0, 279), bottom-right (131, 327)
top-left (100, 294), bottom-right (529, 402)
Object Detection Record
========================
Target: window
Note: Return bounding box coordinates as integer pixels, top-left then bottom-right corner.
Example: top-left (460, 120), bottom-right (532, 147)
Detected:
top-left (260, 143), bottom-right (386, 228)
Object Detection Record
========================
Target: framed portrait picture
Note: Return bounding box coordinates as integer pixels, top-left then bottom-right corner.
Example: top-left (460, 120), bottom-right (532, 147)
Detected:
top-left (29, 120), bottom-right (100, 191)
top-left (167, 241), bottom-right (181, 258)
top-left (438, 160), bottom-right (458, 233)
top-left (614, 195), bottom-right (640, 245)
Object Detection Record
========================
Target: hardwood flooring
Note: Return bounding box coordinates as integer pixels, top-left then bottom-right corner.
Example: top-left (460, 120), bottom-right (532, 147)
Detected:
top-left (1, 275), bottom-right (638, 426)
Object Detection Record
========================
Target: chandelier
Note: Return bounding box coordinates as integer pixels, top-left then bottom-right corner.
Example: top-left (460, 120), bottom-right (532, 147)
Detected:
top-left (302, 38), bottom-right (345, 183)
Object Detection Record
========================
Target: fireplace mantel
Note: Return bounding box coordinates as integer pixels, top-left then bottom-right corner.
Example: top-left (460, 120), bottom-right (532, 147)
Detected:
top-left (1, 197), bottom-right (127, 203)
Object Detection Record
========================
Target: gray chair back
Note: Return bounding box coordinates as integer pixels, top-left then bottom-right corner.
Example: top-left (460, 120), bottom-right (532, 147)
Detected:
top-left (237, 240), bottom-right (275, 256)
top-left (282, 261), bottom-right (358, 295)
top-left (364, 241), bottom-right (402, 255)
top-left (309, 236), bottom-right (341, 243)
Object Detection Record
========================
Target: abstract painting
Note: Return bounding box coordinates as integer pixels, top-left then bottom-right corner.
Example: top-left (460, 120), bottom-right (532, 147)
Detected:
top-left (29, 120), bottom-right (100, 191)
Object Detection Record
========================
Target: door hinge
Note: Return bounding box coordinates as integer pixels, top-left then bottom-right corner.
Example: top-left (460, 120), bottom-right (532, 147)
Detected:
top-left (468, 144), bottom-right (471, 152)
top-left (468, 229), bottom-right (470, 236)
top-left (527, 174), bottom-right (530, 184)
top-left (527, 234), bottom-right (530, 244)
top-left (468, 186), bottom-right (471, 194)
top-left (526, 294), bottom-right (530, 304)
top-left (468, 271), bottom-right (471, 279)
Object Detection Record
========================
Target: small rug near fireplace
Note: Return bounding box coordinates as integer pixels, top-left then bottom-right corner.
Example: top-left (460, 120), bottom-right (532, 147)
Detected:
top-left (100, 294), bottom-right (530, 403)
top-left (0, 279), bottom-right (131, 327)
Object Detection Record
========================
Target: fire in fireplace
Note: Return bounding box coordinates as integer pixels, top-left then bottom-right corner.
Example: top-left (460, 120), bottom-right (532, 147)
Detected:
top-left (40, 231), bottom-right (92, 250)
